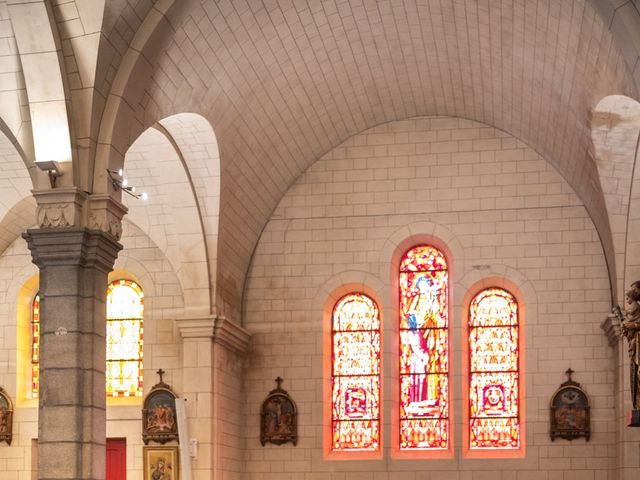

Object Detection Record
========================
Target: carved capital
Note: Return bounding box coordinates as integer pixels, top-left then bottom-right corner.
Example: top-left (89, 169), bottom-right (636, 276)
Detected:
top-left (87, 194), bottom-right (127, 241)
top-left (601, 313), bottom-right (622, 347)
top-left (33, 188), bottom-right (87, 229)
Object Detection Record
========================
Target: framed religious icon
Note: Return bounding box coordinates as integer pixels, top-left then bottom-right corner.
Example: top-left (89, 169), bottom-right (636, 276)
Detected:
top-left (260, 377), bottom-right (297, 446)
top-left (143, 369), bottom-right (179, 444)
top-left (0, 387), bottom-right (13, 445)
top-left (550, 368), bottom-right (590, 441)
top-left (143, 445), bottom-right (179, 480)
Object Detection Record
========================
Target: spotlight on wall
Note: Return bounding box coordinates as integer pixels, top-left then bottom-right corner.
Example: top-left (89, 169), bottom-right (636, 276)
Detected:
top-left (36, 160), bottom-right (63, 188)
top-left (107, 169), bottom-right (148, 200)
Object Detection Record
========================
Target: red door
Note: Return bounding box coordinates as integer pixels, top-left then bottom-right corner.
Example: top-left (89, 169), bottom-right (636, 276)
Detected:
top-left (106, 438), bottom-right (126, 480)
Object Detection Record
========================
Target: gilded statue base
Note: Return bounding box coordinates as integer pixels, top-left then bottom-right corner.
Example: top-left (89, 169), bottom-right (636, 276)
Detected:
top-left (627, 410), bottom-right (640, 427)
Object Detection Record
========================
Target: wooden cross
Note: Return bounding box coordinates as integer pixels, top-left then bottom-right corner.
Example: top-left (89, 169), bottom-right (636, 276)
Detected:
top-left (565, 368), bottom-right (574, 382)
top-left (157, 368), bottom-right (165, 383)
top-left (275, 376), bottom-right (283, 389)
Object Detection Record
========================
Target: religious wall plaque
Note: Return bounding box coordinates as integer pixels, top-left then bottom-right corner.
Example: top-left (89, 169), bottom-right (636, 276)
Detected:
top-left (260, 377), bottom-right (297, 446)
top-left (550, 368), bottom-right (590, 441)
top-left (0, 387), bottom-right (13, 445)
top-left (142, 369), bottom-right (179, 445)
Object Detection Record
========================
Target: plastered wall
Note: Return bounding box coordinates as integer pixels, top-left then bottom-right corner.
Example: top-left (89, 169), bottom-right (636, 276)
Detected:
top-left (243, 117), bottom-right (617, 479)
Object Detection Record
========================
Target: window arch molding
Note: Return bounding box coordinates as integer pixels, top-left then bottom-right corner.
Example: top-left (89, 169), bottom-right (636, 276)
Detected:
top-left (461, 275), bottom-right (530, 459)
top-left (14, 272), bottom-right (39, 402)
top-left (317, 274), bottom-right (385, 460)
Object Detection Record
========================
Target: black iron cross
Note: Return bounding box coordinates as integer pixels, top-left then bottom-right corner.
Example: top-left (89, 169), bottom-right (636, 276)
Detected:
top-left (157, 368), bottom-right (165, 383)
top-left (275, 376), bottom-right (283, 389)
top-left (565, 368), bottom-right (574, 382)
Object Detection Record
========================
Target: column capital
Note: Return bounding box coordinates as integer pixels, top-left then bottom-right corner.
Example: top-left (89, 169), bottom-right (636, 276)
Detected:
top-left (32, 188), bottom-right (128, 241)
top-left (23, 227), bottom-right (122, 273)
top-left (175, 315), bottom-right (251, 353)
top-left (175, 316), bottom-right (216, 339)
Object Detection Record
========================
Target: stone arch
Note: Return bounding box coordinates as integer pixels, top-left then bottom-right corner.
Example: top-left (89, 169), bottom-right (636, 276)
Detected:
top-left (591, 95), bottom-right (640, 301)
top-left (121, 113), bottom-right (219, 317)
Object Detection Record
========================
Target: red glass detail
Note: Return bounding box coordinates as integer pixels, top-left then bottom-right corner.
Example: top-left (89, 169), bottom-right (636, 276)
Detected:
top-left (399, 246), bottom-right (449, 450)
top-left (31, 294), bottom-right (40, 398)
top-left (331, 293), bottom-right (380, 451)
top-left (469, 288), bottom-right (520, 449)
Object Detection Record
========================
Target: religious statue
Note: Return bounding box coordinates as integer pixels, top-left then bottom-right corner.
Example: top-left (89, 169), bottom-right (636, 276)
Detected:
top-left (620, 282), bottom-right (640, 412)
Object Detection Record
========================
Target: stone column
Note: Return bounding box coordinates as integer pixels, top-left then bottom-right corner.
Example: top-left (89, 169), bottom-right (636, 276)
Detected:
top-left (176, 316), bottom-right (250, 480)
top-left (175, 316), bottom-right (216, 480)
top-left (23, 228), bottom-right (122, 480)
top-left (212, 317), bottom-right (250, 480)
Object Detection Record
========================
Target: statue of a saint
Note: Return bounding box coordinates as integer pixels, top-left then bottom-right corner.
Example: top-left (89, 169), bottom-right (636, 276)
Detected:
top-left (621, 283), bottom-right (640, 410)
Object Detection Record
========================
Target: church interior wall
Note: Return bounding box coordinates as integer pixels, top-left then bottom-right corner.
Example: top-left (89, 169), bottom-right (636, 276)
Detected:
top-left (0, 219), bottom-right (187, 480)
top-left (243, 116), bottom-right (617, 478)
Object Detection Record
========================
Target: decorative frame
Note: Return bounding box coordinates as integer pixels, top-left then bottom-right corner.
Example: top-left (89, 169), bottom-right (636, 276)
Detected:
top-left (550, 369), bottom-right (590, 442)
top-left (0, 387), bottom-right (13, 445)
top-left (142, 369), bottom-right (178, 445)
top-left (260, 377), bottom-right (297, 446)
top-left (143, 445), bottom-right (179, 480)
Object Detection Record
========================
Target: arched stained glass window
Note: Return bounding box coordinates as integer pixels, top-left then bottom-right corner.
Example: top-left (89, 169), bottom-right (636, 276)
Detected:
top-left (31, 293), bottom-right (40, 399)
top-left (399, 246), bottom-right (449, 450)
top-left (106, 280), bottom-right (144, 397)
top-left (331, 293), bottom-right (381, 451)
top-left (469, 288), bottom-right (520, 449)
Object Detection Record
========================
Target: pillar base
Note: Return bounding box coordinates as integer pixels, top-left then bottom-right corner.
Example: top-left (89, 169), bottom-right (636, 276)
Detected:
top-left (627, 410), bottom-right (640, 427)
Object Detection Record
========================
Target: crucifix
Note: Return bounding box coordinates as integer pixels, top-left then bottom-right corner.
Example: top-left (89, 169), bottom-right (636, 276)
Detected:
top-left (565, 368), bottom-right (574, 382)
top-left (157, 368), bottom-right (166, 383)
top-left (275, 376), bottom-right (283, 390)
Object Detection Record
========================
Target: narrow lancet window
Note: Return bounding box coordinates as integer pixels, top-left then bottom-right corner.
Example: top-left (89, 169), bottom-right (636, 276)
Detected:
top-left (106, 280), bottom-right (144, 397)
top-left (31, 294), bottom-right (40, 398)
top-left (399, 246), bottom-right (449, 450)
top-left (331, 293), bottom-right (381, 451)
top-left (469, 288), bottom-right (520, 449)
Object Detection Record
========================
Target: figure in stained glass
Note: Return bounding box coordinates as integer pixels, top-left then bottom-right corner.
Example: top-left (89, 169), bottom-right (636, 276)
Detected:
top-left (399, 246), bottom-right (449, 450)
top-left (468, 288), bottom-right (520, 449)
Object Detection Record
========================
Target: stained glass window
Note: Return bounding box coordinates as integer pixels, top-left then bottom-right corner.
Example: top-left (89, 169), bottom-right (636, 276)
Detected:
top-left (399, 246), bottom-right (449, 450)
top-left (469, 288), bottom-right (520, 449)
top-left (31, 294), bottom-right (40, 399)
top-left (331, 293), bottom-right (381, 451)
top-left (106, 280), bottom-right (144, 397)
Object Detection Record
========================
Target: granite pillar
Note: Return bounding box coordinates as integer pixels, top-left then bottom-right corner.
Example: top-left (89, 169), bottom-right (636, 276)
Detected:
top-left (23, 228), bottom-right (122, 480)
